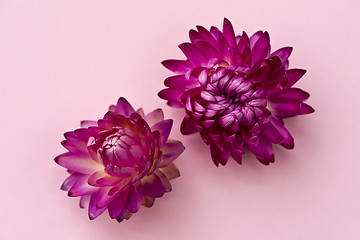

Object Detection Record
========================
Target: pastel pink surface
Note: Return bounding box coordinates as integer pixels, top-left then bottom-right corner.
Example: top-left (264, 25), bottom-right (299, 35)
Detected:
top-left (0, 0), bottom-right (359, 239)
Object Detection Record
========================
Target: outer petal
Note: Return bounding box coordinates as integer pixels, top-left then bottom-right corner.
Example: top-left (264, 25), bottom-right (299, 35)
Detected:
top-left (251, 32), bottom-right (270, 66)
top-left (68, 174), bottom-right (97, 197)
top-left (144, 109), bottom-right (164, 127)
top-left (246, 137), bottom-right (274, 165)
top-left (125, 185), bottom-right (143, 213)
top-left (284, 69), bottom-right (306, 87)
top-left (179, 43), bottom-right (209, 67)
top-left (108, 187), bottom-right (130, 218)
top-left (180, 118), bottom-right (198, 135)
top-left (115, 97), bottom-right (135, 117)
top-left (162, 59), bottom-right (192, 74)
top-left (61, 172), bottom-right (82, 191)
top-left (88, 191), bottom-right (107, 220)
top-left (151, 119), bottom-right (173, 146)
top-left (141, 174), bottom-right (166, 198)
top-left (270, 47), bottom-right (292, 64)
top-left (222, 18), bottom-right (237, 46)
top-left (158, 140), bottom-right (185, 168)
top-left (55, 152), bottom-right (102, 175)
top-left (210, 142), bottom-right (230, 166)
top-left (160, 163), bottom-right (180, 180)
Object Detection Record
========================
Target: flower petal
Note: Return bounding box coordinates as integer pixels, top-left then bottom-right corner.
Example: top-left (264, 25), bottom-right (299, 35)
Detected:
top-left (269, 117), bottom-right (294, 149)
top-left (260, 120), bottom-right (284, 144)
top-left (270, 47), bottom-right (292, 64)
top-left (251, 31), bottom-right (270, 66)
top-left (158, 140), bottom-right (185, 168)
top-left (162, 59), bottom-right (192, 74)
top-left (80, 120), bottom-right (98, 128)
top-left (141, 174), bottom-right (166, 198)
top-left (61, 172), bottom-right (82, 191)
top-left (246, 136), bottom-right (274, 165)
top-left (115, 97), bottom-right (135, 117)
top-left (108, 187), bottom-right (130, 218)
top-left (125, 185), bottom-right (143, 213)
top-left (222, 18), bottom-right (236, 46)
top-left (210, 142), bottom-right (230, 166)
top-left (88, 171), bottom-right (122, 187)
top-left (151, 119), bottom-right (173, 146)
top-left (55, 152), bottom-right (101, 174)
top-left (155, 170), bottom-right (172, 192)
top-left (285, 69), bottom-right (306, 87)
top-left (88, 191), bottom-right (107, 220)
top-left (275, 88), bottom-right (310, 100)
top-left (79, 194), bottom-right (91, 208)
top-left (179, 43), bottom-right (209, 66)
top-left (144, 108), bottom-right (164, 127)
top-left (159, 163), bottom-right (180, 180)
top-left (180, 118), bottom-right (198, 135)
top-left (142, 196), bottom-right (155, 208)
top-left (68, 174), bottom-right (97, 197)
top-left (158, 88), bottom-right (184, 106)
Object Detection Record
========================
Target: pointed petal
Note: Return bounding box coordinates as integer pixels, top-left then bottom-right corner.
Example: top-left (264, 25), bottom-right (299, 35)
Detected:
top-left (125, 185), bottom-right (143, 213)
top-left (285, 69), bottom-right (306, 87)
top-left (88, 171), bottom-right (122, 187)
top-left (69, 175), bottom-right (97, 197)
top-left (80, 120), bottom-right (98, 128)
top-left (55, 152), bottom-right (102, 174)
top-left (276, 88), bottom-right (310, 100)
top-left (158, 88), bottom-right (184, 105)
top-left (61, 172), bottom-right (82, 191)
top-left (79, 194), bottom-right (91, 208)
top-left (151, 119), bottom-right (173, 146)
top-left (158, 140), bottom-right (185, 167)
top-left (246, 136), bottom-right (274, 165)
top-left (196, 25), bottom-right (218, 48)
top-left (179, 43), bottom-right (209, 67)
top-left (115, 97), bottom-right (135, 117)
top-left (141, 174), bottom-right (166, 198)
top-left (260, 120), bottom-right (284, 144)
top-left (160, 163), bottom-right (180, 180)
top-left (156, 170), bottom-right (172, 192)
top-left (164, 75), bottom-right (199, 89)
top-left (162, 59), bottom-right (192, 74)
top-left (270, 98), bottom-right (301, 116)
top-left (180, 118), bottom-right (198, 135)
top-left (108, 187), bottom-right (130, 218)
top-left (210, 142), bottom-right (230, 166)
top-left (189, 29), bottom-right (200, 43)
top-left (249, 31), bottom-right (263, 48)
top-left (142, 196), bottom-right (155, 208)
top-left (269, 117), bottom-right (294, 149)
top-left (88, 191), bottom-right (107, 220)
top-left (299, 103), bottom-right (315, 115)
top-left (144, 108), bottom-right (164, 127)
top-left (252, 32), bottom-right (270, 66)
top-left (223, 18), bottom-right (236, 46)
top-left (270, 47), bottom-right (292, 64)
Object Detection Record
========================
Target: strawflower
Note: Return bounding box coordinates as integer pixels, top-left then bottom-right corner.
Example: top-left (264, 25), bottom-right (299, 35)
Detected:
top-left (55, 97), bottom-right (184, 222)
top-left (159, 18), bottom-right (314, 166)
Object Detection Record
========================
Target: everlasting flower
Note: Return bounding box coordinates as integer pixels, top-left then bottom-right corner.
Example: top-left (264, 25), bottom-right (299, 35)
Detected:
top-left (159, 18), bottom-right (314, 166)
top-left (55, 97), bottom-right (184, 222)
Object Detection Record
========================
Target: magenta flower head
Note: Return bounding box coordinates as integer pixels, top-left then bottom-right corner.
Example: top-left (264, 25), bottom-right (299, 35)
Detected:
top-left (159, 18), bottom-right (314, 166)
top-left (55, 97), bottom-right (185, 222)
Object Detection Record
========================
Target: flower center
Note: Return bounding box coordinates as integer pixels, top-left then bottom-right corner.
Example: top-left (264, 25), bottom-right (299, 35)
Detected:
top-left (99, 127), bottom-right (150, 178)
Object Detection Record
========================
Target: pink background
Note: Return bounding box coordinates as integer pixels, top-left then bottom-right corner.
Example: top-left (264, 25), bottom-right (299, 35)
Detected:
top-left (1, 0), bottom-right (359, 239)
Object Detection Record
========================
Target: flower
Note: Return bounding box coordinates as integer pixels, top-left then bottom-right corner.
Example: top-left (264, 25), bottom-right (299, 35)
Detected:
top-left (159, 18), bottom-right (314, 166)
top-left (55, 97), bottom-right (185, 222)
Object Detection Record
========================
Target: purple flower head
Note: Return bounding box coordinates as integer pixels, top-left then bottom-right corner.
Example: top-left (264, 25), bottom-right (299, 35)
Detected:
top-left (159, 18), bottom-right (314, 166)
top-left (55, 97), bottom-right (185, 222)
